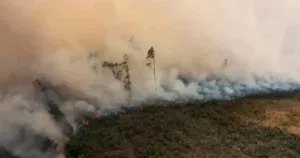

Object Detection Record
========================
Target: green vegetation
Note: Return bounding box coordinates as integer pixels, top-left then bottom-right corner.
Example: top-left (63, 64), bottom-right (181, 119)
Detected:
top-left (66, 96), bottom-right (300, 158)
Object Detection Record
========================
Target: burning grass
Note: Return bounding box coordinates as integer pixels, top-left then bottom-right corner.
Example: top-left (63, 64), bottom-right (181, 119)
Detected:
top-left (65, 94), bottom-right (300, 158)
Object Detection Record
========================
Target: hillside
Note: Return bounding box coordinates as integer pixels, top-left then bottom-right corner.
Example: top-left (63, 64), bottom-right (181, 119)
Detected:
top-left (65, 92), bottom-right (300, 158)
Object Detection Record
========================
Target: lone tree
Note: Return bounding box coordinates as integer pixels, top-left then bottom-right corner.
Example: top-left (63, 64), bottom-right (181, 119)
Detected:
top-left (223, 59), bottom-right (228, 67)
top-left (87, 52), bottom-right (98, 73)
top-left (146, 47), bottom-right (157, 90)
top-left (122, 54), bottom-right (132, 102)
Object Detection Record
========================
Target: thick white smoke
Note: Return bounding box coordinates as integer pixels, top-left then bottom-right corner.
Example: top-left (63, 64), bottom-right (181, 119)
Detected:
top-left (1, 0), bottom-right (300, 157)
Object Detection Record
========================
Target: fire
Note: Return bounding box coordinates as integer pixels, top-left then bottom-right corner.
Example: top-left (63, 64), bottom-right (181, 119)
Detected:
top-left (120, 113), bottom-right (129, 118)
top-left (138, 106), bottom-right (143, 112)
top-left (82, 120), bottom-right (89, 126)
top-left (92, 114), bottom-right (101, 120)
top-left (58, 151), bottom-right (65, 158)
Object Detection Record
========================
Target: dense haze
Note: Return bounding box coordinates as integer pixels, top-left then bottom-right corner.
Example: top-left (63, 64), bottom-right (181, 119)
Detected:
top-left (1, 0), bottom-right (300, 157)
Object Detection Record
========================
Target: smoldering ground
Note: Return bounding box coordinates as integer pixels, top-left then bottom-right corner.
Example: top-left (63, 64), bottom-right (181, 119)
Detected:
top-left (1, 0), bottom-right (300, 157)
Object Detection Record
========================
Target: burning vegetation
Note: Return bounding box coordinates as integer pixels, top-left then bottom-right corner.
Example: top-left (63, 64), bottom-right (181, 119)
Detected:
top-left (11, 47), bottom-right (157, 158)
top-left (0, 45), bottom-right (231, 158)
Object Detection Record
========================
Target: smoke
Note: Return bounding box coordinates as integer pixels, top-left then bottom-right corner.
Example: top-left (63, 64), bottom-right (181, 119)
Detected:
top-left (1, 0), bottom-right (300, 157)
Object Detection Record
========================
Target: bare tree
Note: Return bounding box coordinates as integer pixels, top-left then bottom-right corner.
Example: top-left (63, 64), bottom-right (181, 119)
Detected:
top-left (102, 54), bottom-right (132, 102)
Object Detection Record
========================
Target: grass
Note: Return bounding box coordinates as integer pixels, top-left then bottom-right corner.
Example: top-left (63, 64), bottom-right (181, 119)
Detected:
top-left (65, 94), bottom-right (300, 158)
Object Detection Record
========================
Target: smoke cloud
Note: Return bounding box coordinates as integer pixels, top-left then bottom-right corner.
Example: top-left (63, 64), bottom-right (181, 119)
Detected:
top-left (1, 0), bottom-right (300, 157)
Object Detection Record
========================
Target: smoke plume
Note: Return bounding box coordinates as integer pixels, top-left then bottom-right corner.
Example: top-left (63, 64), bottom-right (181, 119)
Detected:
top-left (1, 0), bottom-right (300, 157)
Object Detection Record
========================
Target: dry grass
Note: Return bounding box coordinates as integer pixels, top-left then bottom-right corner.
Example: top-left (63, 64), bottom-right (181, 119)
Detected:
top-left (66, 95), bottom-right (300, 158)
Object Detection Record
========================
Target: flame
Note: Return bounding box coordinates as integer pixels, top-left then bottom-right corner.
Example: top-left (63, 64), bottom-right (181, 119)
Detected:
top-left (92, 114), bottom-right (101, 120)
top-left (82, 120), bottom-right (89, 126)
top-left (58, 151), bottom-right (65, 158)
top-left (138, 106), bottom-right (143, 112)
top-left (120, 114), bottom-right (129, 118)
